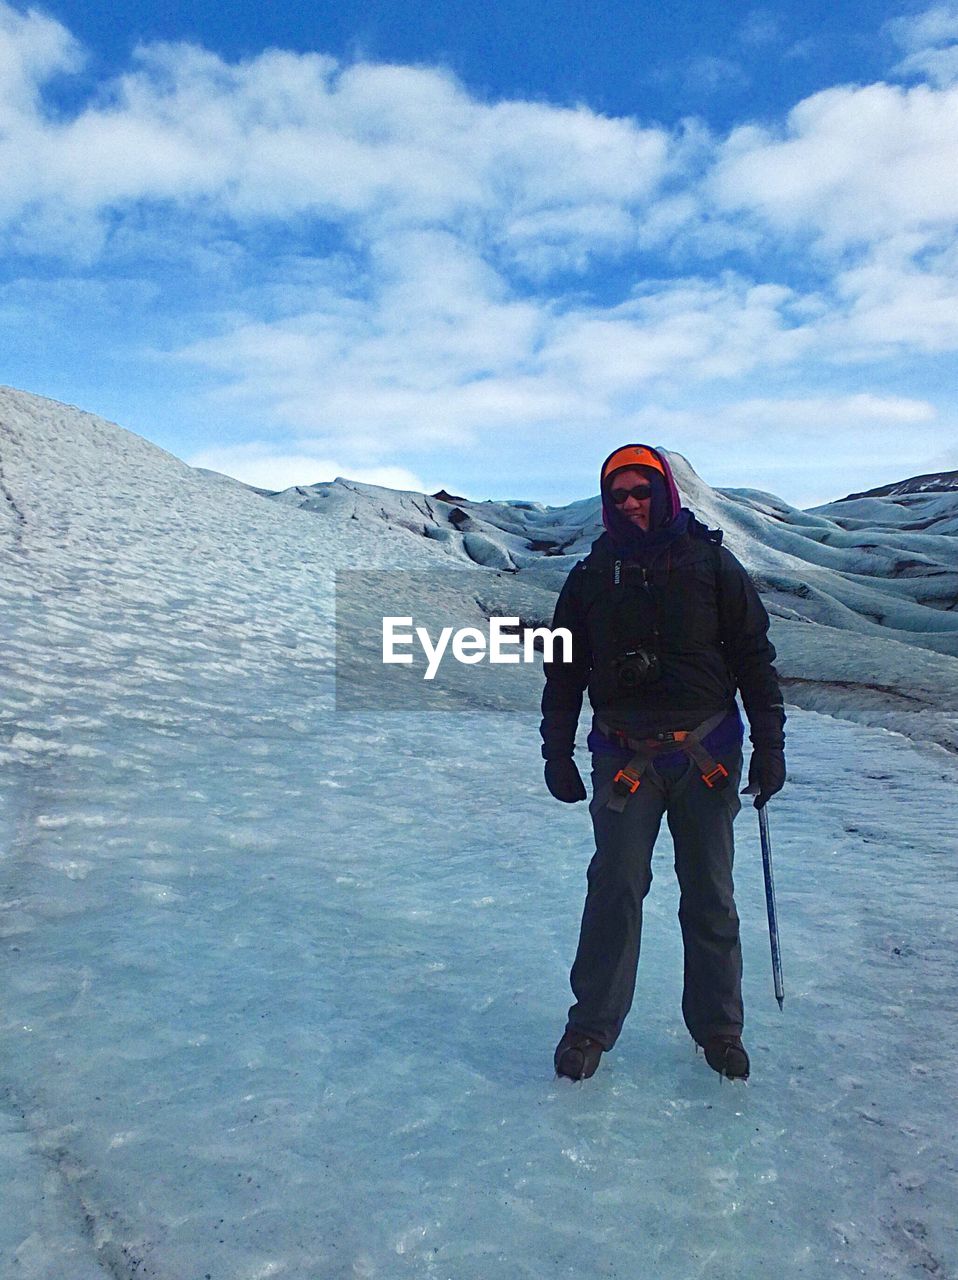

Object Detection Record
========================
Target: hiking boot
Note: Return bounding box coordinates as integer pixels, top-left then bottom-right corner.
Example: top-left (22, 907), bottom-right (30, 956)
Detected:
top-left (703, 1034), bottom-right (750, 1080)
top-left (554, 1029), bottom-right (604, 1081)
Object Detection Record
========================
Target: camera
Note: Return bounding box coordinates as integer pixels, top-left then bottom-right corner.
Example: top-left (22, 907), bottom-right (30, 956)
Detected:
top-left (612, 647), bottom-right (661, 688)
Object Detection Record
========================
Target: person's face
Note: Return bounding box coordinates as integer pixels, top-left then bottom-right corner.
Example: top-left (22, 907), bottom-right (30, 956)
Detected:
top-left (608, 467), bottom-right (652, 530)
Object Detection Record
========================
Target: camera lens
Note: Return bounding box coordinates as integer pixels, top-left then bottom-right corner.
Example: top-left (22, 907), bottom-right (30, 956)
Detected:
top-left (612, 648), bottom-right (660, 688)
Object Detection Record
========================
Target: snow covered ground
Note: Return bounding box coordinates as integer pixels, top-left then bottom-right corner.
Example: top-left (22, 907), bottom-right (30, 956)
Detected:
top-left (1, 387), bottom-right (957, 1278)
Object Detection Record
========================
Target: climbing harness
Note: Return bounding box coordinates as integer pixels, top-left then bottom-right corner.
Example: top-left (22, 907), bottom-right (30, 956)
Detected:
top-left (595, 709), bottom-right (731, 812)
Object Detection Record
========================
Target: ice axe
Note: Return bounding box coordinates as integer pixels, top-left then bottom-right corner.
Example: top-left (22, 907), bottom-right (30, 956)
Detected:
top-left (744, 786), bottom-right (785, 1010)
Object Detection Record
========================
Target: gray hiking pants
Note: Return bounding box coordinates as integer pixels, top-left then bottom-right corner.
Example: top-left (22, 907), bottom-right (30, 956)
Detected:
top-left (567, 745), bottom-right (744, 1050)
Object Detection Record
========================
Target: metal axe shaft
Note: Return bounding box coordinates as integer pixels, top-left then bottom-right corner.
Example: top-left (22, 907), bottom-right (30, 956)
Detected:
top-left (758, 803), bottom-right (785, 1010)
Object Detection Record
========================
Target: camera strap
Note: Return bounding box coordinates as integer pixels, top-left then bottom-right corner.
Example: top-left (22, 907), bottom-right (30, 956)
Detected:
top-left (610, 549), bottom-right (672, 657)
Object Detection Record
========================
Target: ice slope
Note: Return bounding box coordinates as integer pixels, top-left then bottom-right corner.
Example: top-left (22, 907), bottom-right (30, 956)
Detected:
top-left (1, 386), bottom-right (957, 1279)
top-left (262, 449), bottom-right (958, 751)
top-left (264, 456), bottom-right (958, 621)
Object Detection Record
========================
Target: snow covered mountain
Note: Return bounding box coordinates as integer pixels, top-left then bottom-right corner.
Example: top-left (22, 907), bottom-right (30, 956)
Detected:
top-left (836, 469), bottom-right (958, 501)
top-left (2, 386), bottom-right (957, 1280)
top-left (249, 438), bottom-right (958, 751)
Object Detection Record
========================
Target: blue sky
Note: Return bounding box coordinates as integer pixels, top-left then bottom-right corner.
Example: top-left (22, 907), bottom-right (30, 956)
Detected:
top-left (2, 0), bottom-right (957, 506)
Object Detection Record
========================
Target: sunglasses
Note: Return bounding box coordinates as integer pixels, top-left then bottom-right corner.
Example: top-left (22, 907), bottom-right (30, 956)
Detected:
top-left (610, 484), bottom-right (652, 505)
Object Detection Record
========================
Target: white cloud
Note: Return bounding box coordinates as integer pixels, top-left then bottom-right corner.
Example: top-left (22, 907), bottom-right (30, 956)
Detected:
top-left (888, 4), bottom-right (958, 86)
top-left (782, 37), bottom-right (820, 62)
top-left (0, 8), bottom-right (672, 264)
top-left (174, 262), bottom-right (830, 468)
top-left (502, 203), bottom-right (637, 277)
top-left (718, 392), bottom-right (936, 430)
top-left (738, 10), bottom-right (782, 47)
top-left (710, 81), bottom-right (958, 248)
top-left (0, 1), bottom-right (80, 113)
top-left (702, 68), bottom-right (958, 353)
top-left (890, 3), bottom-right (958, 49)
top-left (541, 277), bottom-right (813, 391)
top-left (829, 236), bottom-right (958, 354)
top-left (682, 56), bottom-right (748, 94)
top-left (902, 44), bottom-right (958, 83)
top-left (713, 76), bottom-right (958, 359)
top-left (175, 230), bottom-right (577, 449)
top-left (609, 392), bottom-right (938, 446)
top-left (172, 223), bottom-right (953, 464)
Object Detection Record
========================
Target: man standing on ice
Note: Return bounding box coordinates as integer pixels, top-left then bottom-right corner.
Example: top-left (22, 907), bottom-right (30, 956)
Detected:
top-left (541, 445), bottom-right (786, 1082)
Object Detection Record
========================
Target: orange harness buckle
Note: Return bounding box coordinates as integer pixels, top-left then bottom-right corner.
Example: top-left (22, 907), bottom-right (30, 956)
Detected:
top-left (612, 767), bottom-right (642, 795)
top-left (702, 763), bottom-right (730, 789)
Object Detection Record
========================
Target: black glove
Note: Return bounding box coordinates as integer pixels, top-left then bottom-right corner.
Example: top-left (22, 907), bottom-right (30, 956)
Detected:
top-left (545, 757), bottom-right (587, 803)
top-left (744, 747), bottom-right (786, 809)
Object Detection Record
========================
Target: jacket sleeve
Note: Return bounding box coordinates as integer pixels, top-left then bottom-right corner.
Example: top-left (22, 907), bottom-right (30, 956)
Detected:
top-left (539, 566), bottom-right (593, 760)
top-left (716, 547), bottom-right (786, 750)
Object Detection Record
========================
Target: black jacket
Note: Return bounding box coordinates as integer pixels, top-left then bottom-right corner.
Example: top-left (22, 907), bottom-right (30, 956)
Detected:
top-left (539, 518), bottom-right (785, 759)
